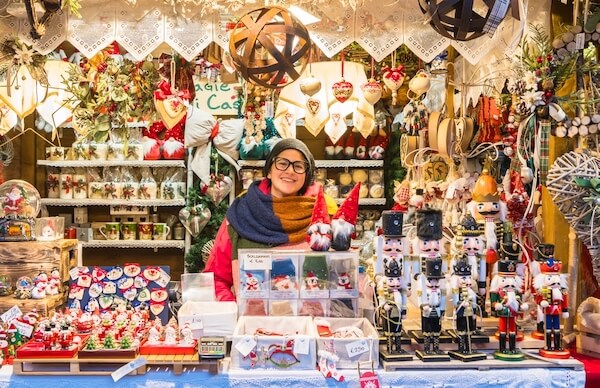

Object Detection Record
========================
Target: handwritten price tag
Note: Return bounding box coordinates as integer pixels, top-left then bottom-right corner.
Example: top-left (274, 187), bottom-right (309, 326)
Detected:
top-left (235, 336), bottom-right (257, 357)
top-left (293, 335), bottom-right (310, 355)
top-left (13, 320), bottom-right (34, 338)
top-left (243, 253), bottom-right (271, 271)
top-left (69, 267), bottom-right (82, 280)
top-left (0, 305), bottom-right (22, 323)
top-left (346, 339), bottom-right (369, 358)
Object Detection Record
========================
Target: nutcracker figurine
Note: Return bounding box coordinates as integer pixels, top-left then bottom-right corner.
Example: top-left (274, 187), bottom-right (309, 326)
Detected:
top-left (416, 258), bottom-right (449, 361)
top-left (533, 258), bottom-right (570, 358)
top-left (412, 208), bottom-right (444, 282)
top-left (375, 210), bottom-right (412, 361)
top-left (448, 255), bottom-right (487, 362)
top-left (452, 214), bottom-right (487, 317)
top-left (490, 258), bottom-right (528, 361)
top-left (466, 162), bottom-right (507, 274)
top-left (531, 243), bottom-right (555, 340)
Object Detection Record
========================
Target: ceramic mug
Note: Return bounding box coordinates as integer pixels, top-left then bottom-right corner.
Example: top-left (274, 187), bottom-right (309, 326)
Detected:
top-left (138, 222), bottom-right (153, 240)
top-left (152, 223), bottom-right (170, 240)
top-left (100, 222), bottom-right (121, 241)
top-left (121, 222), bottom-right (137, 240)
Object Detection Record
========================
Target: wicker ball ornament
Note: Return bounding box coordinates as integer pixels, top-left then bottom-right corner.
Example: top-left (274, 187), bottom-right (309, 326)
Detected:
top-left (228, 6), bottom-right (311, 89)
top-left (419, 0), bottom-right (505, 41)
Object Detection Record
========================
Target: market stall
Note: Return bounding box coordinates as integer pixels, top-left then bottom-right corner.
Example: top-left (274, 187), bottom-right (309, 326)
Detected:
top-left (0, 0), bottom-right (599, 386)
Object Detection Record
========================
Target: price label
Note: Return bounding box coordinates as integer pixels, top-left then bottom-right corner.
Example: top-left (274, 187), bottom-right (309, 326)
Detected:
top-left (235, 336), bottom-right (257, 357)
top-left (0, 305), bottom-right (22, 323)
top-left (293, 335), bottom-right (310, 355)
top-left (111, 357), bottom-right (147, 382)
top-left (346, 339), bottom-right (369, 358)
top-left (576, 33), bottom-right (585, 50)
top-left (13, 320), bottom-right (34, 338)
top-left (243, 253), bottom-right (271, 270)
top-left (69, 267), bottom-right (82, 280)
top-left (155, 268), bottom-right (171, 288)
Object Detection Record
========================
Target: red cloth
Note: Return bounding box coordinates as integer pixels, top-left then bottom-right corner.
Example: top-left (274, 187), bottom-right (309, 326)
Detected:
top-left (570, 348), bottom-right (600, 388)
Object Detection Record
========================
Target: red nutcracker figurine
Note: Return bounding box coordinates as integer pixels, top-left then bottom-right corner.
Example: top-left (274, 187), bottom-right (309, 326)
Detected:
top-left (490, 258), bottom-right (528, 361)
top-left (533, 258), bottom-right (570, 358)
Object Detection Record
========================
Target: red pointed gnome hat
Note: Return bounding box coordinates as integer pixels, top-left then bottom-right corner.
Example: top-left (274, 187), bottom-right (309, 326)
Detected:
top-left (334, 182), bottom-right (360, 225)
top-left (311, 187), bottom-right (331, 225)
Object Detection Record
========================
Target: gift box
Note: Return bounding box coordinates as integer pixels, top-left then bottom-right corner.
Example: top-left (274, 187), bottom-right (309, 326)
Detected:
top-left (231, 316), bottom-right (316, 370)
top-left (314, 317), bottom-right (379, 368)
top-left (178, 301), bottom-right (237, 338)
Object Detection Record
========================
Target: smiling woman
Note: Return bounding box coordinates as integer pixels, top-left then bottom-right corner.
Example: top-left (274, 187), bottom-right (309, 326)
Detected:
top-left (203, 138), bottom-right (337, 301)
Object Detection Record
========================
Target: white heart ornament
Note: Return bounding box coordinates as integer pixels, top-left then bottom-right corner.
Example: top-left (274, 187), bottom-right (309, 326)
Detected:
top-left (179, 205), bottom-right (212, 237)
top-left (361, 79), bottom-right (383, 105)
top-left (205, 176), bottom-right (233, 206)
top-left (299, 76), bottom-right (322, 97)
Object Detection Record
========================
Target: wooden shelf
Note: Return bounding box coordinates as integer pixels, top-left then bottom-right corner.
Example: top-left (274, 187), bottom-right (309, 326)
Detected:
top-left (37, 160), bottom-right (185, 168)
top-left (41, 199), bottom-right (185, 207)
top-left (80, 240), bottom-right (185, 249)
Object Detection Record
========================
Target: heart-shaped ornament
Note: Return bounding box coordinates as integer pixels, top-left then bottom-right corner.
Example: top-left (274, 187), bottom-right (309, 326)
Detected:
top-left (306, 98), bottom-right (321, 115)
top-left (99, 294), bottom-right (114, 309)
top-left (547, 150), bottom-right (600, 285)
top-left (299, 76), bottom-right (322, 97)
top-left (361, 78), bottom-right (383, 105)
top-left (179, 204), bottom-right (212, 237)
top-left (154, 95), bottom-right (187, 129)
top-left (382, 69), bottom-right (405, 93)
top-left (204, 175), bottom-right (233, 206)
top-left (137, 288), bottom-right (151, 302)
top-left (332, 78), bottom-right (353, 103)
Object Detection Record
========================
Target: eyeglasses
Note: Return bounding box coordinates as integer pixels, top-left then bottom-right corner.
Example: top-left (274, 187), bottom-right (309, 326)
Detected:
top-left (273, 157), bottom-right (308, 174)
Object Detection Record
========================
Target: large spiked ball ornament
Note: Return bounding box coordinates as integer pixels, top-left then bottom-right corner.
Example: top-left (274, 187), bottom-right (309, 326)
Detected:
top-left (228, 6), bottom-right (312, 89)
top-left (417, 0), bottom-right (518, 42)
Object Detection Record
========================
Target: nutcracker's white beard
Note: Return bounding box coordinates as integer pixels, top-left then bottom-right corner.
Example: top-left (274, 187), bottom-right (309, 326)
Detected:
top-left (429, 290), bottom-right (440, 306)
top-left (505, 290), bottom-right (519, 312)
top-left (485, 219), bottom-right (497, 250)
top-left (551, 287), bottom-right (563, 301)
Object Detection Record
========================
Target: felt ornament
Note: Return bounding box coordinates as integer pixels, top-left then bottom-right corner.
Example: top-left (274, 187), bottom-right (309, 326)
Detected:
top-left (153, 80), bottom-right (190, 129)
top-left (307, 188), bottom-right (332, 251)
top-left (304, 96), bottom-right (329, 136)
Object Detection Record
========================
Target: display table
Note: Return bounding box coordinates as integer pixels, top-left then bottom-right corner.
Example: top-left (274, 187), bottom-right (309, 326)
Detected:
top-left (0, 359), bottom-right (586, 388)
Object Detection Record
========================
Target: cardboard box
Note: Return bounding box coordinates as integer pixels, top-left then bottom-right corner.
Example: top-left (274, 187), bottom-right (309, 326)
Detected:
top-left (178, 301), bottom-right (237, 338)
top-left (314, 317), bottom-right (379, 368)
top-left (231, 316), bottom-right (316, 370)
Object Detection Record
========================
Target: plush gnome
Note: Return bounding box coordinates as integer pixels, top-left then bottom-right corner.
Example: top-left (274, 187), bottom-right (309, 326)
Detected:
top-left (307, 188), bottom-right (332, 251)
top-left (331, 183), bottom-right (361, 251)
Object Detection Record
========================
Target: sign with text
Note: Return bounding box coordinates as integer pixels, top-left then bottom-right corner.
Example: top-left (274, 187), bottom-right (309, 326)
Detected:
top-left (193, 77), bottom-right (241, 115)
top-left (242, 252), bottom-right (272, 271)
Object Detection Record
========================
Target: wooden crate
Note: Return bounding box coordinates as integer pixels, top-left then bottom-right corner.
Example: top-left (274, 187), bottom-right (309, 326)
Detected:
top-left (13, 356), bottom-right (137, 376)
top-left (0, 239), bottom-right (78, 287)
top-left (0, 292), bottom-right (66, 317)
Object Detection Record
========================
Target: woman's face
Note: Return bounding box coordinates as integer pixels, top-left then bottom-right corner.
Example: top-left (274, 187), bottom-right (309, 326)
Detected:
top-left (268, 149), bottom-right (307, 198)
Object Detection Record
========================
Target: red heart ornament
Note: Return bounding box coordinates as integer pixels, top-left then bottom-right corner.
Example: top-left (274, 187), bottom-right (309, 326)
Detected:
top-left (332, 79), bottom-right (353, 103)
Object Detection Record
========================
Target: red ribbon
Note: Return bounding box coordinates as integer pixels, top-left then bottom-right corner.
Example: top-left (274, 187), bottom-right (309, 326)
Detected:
top-left (382, 65), bottom-right (405, 81)
top-left (209, 121), bottom-right (220, 141)
top-left (154, 80), bottom-right (191, 101)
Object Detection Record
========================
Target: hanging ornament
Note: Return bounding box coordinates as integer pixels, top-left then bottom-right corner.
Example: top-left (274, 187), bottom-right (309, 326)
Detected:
top-left (361, 79), bottom-right (382, 105)
top-left (202, 173), bottom-right (233, 206)
top-left (178, 204), bottom-right (212, 237)
top-left (300, 77), bottom-right (321, 97)
top-left (332, 51), bottom-right (353, 103)
top-left (382, 61), bottom-right (405, 105)
top-left (361, 58), bottom-right (383, 105)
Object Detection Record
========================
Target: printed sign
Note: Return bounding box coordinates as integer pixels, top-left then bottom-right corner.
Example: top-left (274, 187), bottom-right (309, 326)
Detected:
top-left (193, 77), bottom-right (241, 115)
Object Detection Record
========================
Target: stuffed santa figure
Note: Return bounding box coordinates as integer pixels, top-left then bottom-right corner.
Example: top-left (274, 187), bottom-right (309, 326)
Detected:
top-left (307, 187), bottom-right (332, 251)
top-left (331, 183), bottom-right (360, 251)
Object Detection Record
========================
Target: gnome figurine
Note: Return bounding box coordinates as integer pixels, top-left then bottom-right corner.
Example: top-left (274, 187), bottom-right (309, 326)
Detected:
top-left (331, 183), bottom-right (360, 251)
top-left (307, 187), bottom-right (332, 251)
